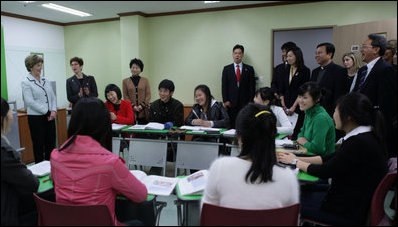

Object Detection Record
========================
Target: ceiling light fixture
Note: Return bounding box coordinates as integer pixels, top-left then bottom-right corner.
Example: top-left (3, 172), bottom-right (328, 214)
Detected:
top-left (204, 1), bottom-right (220, 4)
top-left (41, 3), bottom-right (92, 17)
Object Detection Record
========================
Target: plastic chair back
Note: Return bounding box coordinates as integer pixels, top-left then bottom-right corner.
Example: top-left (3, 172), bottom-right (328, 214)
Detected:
top-left (369, 172), bottom-right (397, 226)
top-left (33, 193), bottom-right (115, 226)
top-left (200, 202), bottom-right (300, 226)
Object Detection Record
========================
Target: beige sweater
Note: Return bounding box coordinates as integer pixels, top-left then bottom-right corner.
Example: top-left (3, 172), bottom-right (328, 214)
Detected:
top-left (122, 76), bottom-right (151, 120)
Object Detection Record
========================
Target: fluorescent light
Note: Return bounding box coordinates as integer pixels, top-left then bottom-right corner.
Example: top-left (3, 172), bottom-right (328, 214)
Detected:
top-left (204, 1), bottom-right (220, 3)
top-left (41, 3), bottom-right (92, 17)
top-left (19, 1), bottom-right (36, 3)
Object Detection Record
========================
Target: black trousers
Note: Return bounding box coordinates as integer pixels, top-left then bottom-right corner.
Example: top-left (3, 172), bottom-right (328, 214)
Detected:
top-left (28, 115), bottom-right (56, 163)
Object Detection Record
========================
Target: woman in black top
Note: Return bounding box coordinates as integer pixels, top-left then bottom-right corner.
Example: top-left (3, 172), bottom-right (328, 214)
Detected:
top-left (342, 52), bottom-right (363, 94)
top-left (1, 98), bottom-right (39, 226)
top-left (278, 92), bottom-right (388, 225)
top-left (279, 46), bottom-right (310, 139)
top-left (66, 57), bottom-right (98, 107)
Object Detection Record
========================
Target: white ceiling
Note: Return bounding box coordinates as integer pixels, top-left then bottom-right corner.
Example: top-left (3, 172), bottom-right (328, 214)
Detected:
top-left (1, 1), bottom-right (277, 24)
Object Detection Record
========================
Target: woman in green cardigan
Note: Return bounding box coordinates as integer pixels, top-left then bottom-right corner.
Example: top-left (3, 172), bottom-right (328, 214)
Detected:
top-left (296, 82), bottom-right (335, 155)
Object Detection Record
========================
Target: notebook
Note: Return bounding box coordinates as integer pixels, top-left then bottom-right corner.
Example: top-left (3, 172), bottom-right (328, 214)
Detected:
top-left (27, 160), bottom-right (51, 177)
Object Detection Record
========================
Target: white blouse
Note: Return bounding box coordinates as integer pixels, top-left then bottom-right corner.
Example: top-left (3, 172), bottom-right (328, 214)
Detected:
top-left (271, 105), bottom-right (294, 135)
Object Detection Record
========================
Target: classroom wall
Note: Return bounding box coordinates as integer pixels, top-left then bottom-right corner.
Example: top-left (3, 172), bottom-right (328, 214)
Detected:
top-left (1, 16), bottom-right (67, 109)
top-left (64, 1), bottom-right (396, 106)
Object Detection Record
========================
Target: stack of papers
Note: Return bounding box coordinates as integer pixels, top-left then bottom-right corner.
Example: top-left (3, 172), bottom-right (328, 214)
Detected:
top-left (27, 160), bottom-right (51, 177)
top-left (222, 129), bottom-right (236, 136)
top-left (128, 122), bottom-right (165, 130)
top-left (180, 126), bottom-right (221, 132)
top-left (112, 123), bottom-right (128, 130)
top-left (275, 138), bottom-right (293, 147)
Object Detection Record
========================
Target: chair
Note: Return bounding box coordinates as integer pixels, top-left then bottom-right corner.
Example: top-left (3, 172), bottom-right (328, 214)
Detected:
top-left (200, 203), bottom-right (300, 226)
top-left (33, 193), bottom-right (115, 226)
top-left (369, 172), bottom-right (397, 226)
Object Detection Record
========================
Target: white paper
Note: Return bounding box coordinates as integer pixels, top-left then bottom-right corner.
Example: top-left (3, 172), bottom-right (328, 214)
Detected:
top-left (28, 160), bottom-right (51, 177)
top-left (180, 126), bottom-right (222, 132)
top-left (130, 170), bottom-right (178, 196)
top-left (222, 129), bottom-right (236, 136)
top-left (128, 124), bottom-right (147, 130)
top-left (112, 123), bottom-right (127, 130)
top-left (178, 170), bottom-right (208, 196)
top-left (128, 122), bottom-right (164, 130)
top-left (275, 138), bottom-right (293, 147)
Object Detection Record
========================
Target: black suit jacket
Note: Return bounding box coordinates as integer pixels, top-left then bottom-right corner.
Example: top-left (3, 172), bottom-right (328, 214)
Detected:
top-left (66, 74), bottom-right (98, 106)
top-left (222, 63), bottom-right (255, 109)
top-left (280, 65), bottom-right (310, 109)
top-left (353, 58), bottom-right (397, 125)
top-left (271, 62), bottom-right (289, 95)
top-left (311, 62), bottom-right (346, 116)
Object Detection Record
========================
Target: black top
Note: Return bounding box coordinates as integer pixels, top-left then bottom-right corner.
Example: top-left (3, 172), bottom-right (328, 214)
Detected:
top-left (279, 64), bottom-right (310, 109)
top-left (1, 137), bottom-right (39, 226)
top-left (311, 62), bottom-right (346, 117)
top-left (185, 101), bottom-right (230, 128)
top-left (342, 70), bottom-right (356, 94)
top-left (66, 74), bottom-right (98, 106)
top-left (149, 97), bottom-right (184, 127)
top-left (271, 62), bottom-right (289, 95)
top-left (307, 132), bottom-right (388, 225)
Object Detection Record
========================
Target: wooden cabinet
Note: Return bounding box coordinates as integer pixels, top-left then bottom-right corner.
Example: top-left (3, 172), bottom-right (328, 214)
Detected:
top-left (17, 108), bottom-right (68, 164)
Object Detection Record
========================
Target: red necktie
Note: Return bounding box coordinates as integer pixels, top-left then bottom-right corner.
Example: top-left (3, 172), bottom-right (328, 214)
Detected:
top-left (236, 65), bottom-right (241, 83)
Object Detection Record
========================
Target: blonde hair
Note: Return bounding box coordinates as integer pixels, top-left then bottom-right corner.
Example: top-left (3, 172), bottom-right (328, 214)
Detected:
top-left (25, 54), bottom-right (43, 72)
top-left (342, 52), bottom-right (363, 72)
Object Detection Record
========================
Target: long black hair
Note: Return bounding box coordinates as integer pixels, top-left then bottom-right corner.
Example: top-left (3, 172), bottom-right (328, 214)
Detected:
top-left (1, 97), bottom-right (10, 133)
top-left (336, 92), bottom-right (387, 155)
top-left (59, 97), bottom-right (112, 151)
top-left (236, 103), bottom-right (278, 183)
top-left (194, 84), bottom-right (214, 115)
top-left (288, 46), bottom-right (305, 70)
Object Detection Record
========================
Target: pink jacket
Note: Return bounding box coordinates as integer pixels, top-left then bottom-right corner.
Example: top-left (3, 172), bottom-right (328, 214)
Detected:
top-left (50, 135), bottom-right (147, 226)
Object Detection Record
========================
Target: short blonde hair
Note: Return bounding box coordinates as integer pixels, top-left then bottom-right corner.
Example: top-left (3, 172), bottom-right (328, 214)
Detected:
top-left (25, 54), bottom-right (43, 72)
top-left (341, 52), bottom-right (363, 72)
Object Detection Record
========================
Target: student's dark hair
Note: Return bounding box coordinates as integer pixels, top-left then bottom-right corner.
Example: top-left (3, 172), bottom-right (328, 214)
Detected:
top-left (336, 92), bottom-right (387, 154)
top-left (298, 81), bottom-right (323, 104)
top-left (59, 97), bottom-right (112, 151)
top-left (129, 58), bottom-right (144, 71)
top-left (255, 87), bottom-right (280, 106)
top-left (194, 85), bottom-right (214, 115)
top-left (104, 84), bottom-right (122, 102)
top-left (236, 103), bottom-right (278, 183)
top-left (281, 41), bottom-right (297, 51)
top-left (233, 44), bottom-right (244, 53)
top-left (158, 79), bottom-right (175, 92)
top-left (317, 42), bottom-right (335, 59)
top-left (70, 57), bottom-right (84, 66)
top-left (368, 34), bottom-right (387, 56)
top-left (288, 46), bottom-right (305, 70)
top-left (1, 97), bottom-right (10, 131)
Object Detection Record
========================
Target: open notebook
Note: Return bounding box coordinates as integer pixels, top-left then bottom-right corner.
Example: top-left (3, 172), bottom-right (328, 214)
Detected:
top-left (27, 160), bottom-right (51, 177)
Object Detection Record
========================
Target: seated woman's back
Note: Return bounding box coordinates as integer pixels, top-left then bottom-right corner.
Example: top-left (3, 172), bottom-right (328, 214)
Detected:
top-left (202, 103), bottom-right (299, 209)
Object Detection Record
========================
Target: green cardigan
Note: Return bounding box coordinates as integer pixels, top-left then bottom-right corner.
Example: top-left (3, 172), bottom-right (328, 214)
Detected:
top-left (298, 103), bottom-right (335, 155)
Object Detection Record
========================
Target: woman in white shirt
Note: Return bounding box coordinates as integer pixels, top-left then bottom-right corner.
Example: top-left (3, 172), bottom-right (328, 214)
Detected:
top-left (254, 87), bottom-right (293, 135)
top-left (202, 103), bottom-right (299, 210)
top-left (21, 54), bottom-right (57, 163)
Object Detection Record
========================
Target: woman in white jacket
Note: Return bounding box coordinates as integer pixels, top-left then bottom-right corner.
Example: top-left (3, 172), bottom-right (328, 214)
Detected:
top-left (254, 87), bottom-right (294, 135)
top-left (21, 54), bottom-right (57, 163)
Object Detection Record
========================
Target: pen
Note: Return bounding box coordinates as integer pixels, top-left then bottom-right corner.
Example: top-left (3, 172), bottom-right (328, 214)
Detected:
top-left (42, 178), bottom-right (50, 183)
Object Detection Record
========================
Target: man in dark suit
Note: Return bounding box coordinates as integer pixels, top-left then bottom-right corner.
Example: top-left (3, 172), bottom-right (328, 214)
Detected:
top-left (354, 34), bottom-right (397, 157)
top-left (222, 44), bottom-right (255, 128)
top-left (272, 42), bottom-right (297, 99)
top-left (311, 43), bottom-right (346, 118)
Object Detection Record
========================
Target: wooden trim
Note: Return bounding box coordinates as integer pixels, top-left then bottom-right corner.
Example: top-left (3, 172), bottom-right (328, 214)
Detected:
top-left (63, 17), bottom-right (119, 26)
top-left (118, 11), bottom-right (149, 17)
top-left (146, 1), bottom-right (317, 18)
top-left (1, 11), bottom-right (64, 26)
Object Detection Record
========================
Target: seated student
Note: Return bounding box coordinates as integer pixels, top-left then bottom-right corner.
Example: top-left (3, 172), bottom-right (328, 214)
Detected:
top-left (105, 84), bottom-right (134, 125)
top-left (202, 103), bottom-right (299, 209)
top-left (50, 97), bottom-right (147, 226)
top-left (1, 97), bottom-right (39, 226)
top-left (185, 84), bottom-right (229, 129)
top-left (296, 82), bottom-right (335, 155)
top-left (149, 79), bottom-right (184, 126)
top-left (254, 87), bottom-right (294, 135)
top-left (277, 92), bottom-right (388, 225)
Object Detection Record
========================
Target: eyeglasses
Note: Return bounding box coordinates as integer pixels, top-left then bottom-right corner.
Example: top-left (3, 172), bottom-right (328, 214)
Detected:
top-left (360, 44), bottom-right (373, 49)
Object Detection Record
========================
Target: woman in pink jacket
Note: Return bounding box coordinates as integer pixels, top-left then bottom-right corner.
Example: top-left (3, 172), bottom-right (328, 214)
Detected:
top-left (50, 97), bottom-right (147, 226)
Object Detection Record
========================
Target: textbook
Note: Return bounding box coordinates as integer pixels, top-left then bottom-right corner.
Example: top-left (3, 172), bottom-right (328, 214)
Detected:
top-left (130, 170), bottom-right (179, 196)
top-left (27, 160), bottom-right (51, 177)
top-left (178, 170), bottom-right (209, 196)
top-left (128, 122), bottom-right (165, 130)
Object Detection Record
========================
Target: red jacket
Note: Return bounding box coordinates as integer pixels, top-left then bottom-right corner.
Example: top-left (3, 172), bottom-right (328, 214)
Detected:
top-left (105, 100), bottom-right (134, 125)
